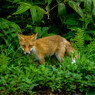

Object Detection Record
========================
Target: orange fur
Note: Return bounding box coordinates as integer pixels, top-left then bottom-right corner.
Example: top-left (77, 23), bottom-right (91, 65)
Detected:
top-left (18, 33), bottom-right (78, 64)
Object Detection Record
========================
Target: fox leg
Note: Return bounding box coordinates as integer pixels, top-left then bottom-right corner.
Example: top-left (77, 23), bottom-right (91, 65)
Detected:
top-left (55, 50), bottom-right (65, 63)
top-left (40, 57), bottom-right (45, 64)
top-left (38, 55), bottom-right (45, 64)
top-left (35, 54), bottom-right (45, 64)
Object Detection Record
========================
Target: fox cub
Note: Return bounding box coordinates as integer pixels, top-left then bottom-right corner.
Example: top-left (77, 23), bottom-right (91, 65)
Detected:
top-left (18, 33), bottom-right (78, 64)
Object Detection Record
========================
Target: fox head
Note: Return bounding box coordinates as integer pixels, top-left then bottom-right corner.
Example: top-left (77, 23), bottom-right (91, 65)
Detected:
top-left (18, 33), bottom-right (37, 54)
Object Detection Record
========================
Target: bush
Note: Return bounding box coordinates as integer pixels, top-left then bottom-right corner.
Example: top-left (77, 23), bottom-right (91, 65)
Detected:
top-left (0, 0), bottom-right (95, 95)
top-left (0, 47), bottom-right (95, 95)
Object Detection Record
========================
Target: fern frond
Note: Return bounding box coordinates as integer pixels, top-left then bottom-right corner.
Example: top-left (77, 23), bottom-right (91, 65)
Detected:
top-left (74, 28), bottom-right (84, 50)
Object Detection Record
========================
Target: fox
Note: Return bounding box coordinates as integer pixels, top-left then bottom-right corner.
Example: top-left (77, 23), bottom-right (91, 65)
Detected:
top-left (18, 33), bottom-right (79, 64)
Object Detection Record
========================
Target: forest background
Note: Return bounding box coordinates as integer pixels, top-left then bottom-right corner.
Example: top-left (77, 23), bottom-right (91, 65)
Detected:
top-left (0, 0), bottom-right (95, 95)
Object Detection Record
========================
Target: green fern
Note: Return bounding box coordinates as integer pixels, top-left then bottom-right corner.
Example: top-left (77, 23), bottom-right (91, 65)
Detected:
top-left (75, 28), bottom-right (84, 50)
top-left (71, 28), bottom-right (84, 50)
top-left (86, 40), bottom-right (95, 61)
top-left (0, 53), bottom-right (10, 74)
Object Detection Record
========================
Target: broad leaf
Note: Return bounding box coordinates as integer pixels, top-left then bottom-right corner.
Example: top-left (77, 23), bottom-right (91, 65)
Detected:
top-left (0, 18), bottom-right (9, 29)
top-left (84, 34), bottom-right (92, 41)
top-left (56, 0), bottom-right (63, 3)
top-left (36, 6), bottom-right (46, 22)
top-left (30, 6), bottom-right (46, 24)
top-left (87, 90), bottom-right (95, 95)
top-left (58, 3), bottom-right (66, 23)
top-left (84, 0), bottom-right (92, 13)
top-left (30, 6), bottom-right (37, 24)
top-left (48, 0), bottom-right (52, 5)
top-left (68, 1), bottom-right (85, 18)
top-left (34, 27), bottom-right (41, 33)
top-left (93, 0), bottom-right (95, 7)
top-left (13, 2), bottom-right (31, 15)
top-left (0, 18), bottom-right (21, 32)
top-left (34, 27), bottom-right (49, 37)
top-left (92, 7), bottom-right (95, 17)
top-left (41, 27), bottom-right (49, 37)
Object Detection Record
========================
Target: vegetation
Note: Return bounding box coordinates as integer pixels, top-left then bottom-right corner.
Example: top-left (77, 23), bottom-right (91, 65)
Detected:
top-left (0, 0), bottom-right (95, 94)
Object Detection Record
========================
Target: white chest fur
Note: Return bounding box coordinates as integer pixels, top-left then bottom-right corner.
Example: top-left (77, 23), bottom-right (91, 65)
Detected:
top-left (30, 46), bottom-right (41, 61)
top-left (30, 46), bottom-right (36, 54)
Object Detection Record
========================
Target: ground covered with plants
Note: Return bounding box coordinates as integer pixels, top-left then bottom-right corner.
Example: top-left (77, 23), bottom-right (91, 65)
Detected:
top-left (0, 0), bottom-right (95, 95)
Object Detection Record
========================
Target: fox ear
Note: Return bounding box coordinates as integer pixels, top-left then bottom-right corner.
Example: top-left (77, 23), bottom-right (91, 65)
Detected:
top-left (17, 33), bottom-right (24, 40)
top-left (32, 33), bottom-right (38, 40)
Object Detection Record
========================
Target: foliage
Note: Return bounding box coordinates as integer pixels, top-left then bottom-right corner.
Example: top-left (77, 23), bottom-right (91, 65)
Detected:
top-left (0, 48), bottom-right (95, 94)
top-left (0, 0), bottom-right (95, 94)
top-left (0, 18), bottom-right (21, 48)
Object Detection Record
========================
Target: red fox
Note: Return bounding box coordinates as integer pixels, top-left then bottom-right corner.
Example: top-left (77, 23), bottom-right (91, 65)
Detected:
top-left (18, 33), bottom-right (78, 64)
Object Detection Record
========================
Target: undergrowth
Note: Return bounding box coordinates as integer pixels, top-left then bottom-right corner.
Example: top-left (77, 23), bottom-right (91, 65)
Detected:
top-left (0, 44), bottom-right (95, 95)
top-left (0, 0), bottom-right (95, 94)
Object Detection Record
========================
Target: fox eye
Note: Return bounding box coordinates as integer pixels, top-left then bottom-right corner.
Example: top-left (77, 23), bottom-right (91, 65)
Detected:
top-left (22, 45), bottom-right (25, 47)
top-left (29, 45), bottom-right (32, 47)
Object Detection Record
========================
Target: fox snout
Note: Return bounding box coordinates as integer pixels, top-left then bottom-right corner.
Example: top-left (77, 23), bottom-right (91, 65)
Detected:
top-left (24, 51), bottom-right (30, 54)
top-left (21, 47), bottom-right (31, 54)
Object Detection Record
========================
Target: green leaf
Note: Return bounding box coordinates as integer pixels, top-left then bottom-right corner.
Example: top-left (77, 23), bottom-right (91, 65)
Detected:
top-left (30, 6), bottom-right (37, 24)
top-left (58, 3), bottom-right (66, 16)
top-left (34, 27), bottom-right (41, 33)
top-left (13, 2), bottom-right (31, 15)
top-left (84, 0), bottom-right (92, 13)
top-left (34, 27), bottom-right (50, 37)
top-left (30, 84), bottom-right (38, 90)
top-left (87, 90), bottom-right (95, 95)
top-left (36, 6), bottom-right (46, 22)
top-left (65, 18), bottom-right (78, 26)
top-left (56, 0), bottom-right (63, 3)
top-left (68, 1), bottom-right (85, 18)
top-left (48, 0), bottom-right (52, 5)
top-left (93, 0), bottom-right (95, 7)
top-left (58, 3), bottom-right (66, 23)
top-left (0, 18), bottom-right (9, 29)
top-left (46, 33), bottom-right (55, 37)
top-left (0, 33), bottom-right (3, 37)
top-left (45, 0), bottom-right (48, 4)
top-left (41, 27), bottom-right (49, 37)
top-left (92, 7), bottom-right (95, 17)
top-left (7, 0), bottom-right (21, 3)
top-left (87, 30), bottom-right (95, 35)
top-left (92, 7), bottom-right (95, 21)
top-left (9, 22), bottom-right (21, 32)
top-left (26, 24), bottom-right (33, 29)
top-left (30, 6), bottom-right (46, 24)
top-left (87, 82), bottom-right (95, 87)
top-left (84, 34), bottom-right (92, 41)
top-left (0, 18), bottom-right (21, 32)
